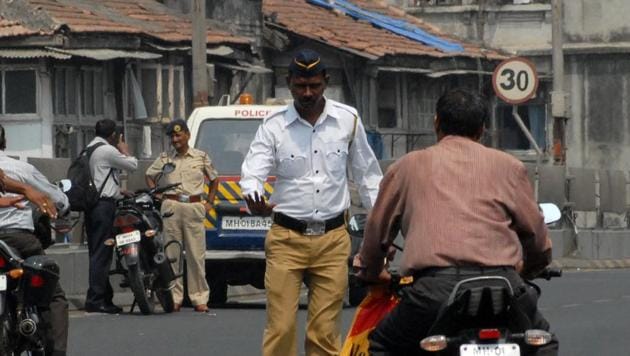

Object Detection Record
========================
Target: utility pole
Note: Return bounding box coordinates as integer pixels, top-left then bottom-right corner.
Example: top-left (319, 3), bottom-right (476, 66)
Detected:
top-left (192, 0), bottom-right (208, 108)
top-left (551, 0), bottom-right (568, 164)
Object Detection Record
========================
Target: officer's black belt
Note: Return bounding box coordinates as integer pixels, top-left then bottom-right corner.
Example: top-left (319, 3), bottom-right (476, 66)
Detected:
top-left (0, 228), bottom-right (34, 235)
top-left (413, 266), bottom-right (515, 279)
top-left (273, 212), bottom-right (345, 235)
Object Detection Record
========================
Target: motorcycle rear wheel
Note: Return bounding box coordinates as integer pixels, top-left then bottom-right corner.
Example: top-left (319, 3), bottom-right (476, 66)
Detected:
top-left (0, 309), bottom-right (13, 355)
top-left (128, 265), bottom-right (155, 315)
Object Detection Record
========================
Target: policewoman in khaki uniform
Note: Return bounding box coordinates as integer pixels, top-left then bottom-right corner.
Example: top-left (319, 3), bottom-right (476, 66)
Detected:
top-left (145, 119), bottom-right (218, 312)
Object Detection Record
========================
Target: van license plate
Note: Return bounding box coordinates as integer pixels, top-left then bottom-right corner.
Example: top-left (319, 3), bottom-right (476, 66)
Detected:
top-left (115, 230), bottom-right (141, 246)
top-left (222, 216), bottom-right (273, 230)
top-left (0, 275), bottom-right (6, 291)
top-left (460, 344), bottom-right (520, 356)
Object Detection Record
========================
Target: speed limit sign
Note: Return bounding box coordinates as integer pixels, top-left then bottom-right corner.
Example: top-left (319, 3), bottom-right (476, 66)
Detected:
top-left (492, 57), bottom-right (539, 105)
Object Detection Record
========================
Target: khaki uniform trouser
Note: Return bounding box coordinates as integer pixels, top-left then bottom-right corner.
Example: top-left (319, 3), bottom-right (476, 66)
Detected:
top-left (262, 224), bottom-right (351, 356)
top-left (162, 199), bottom-right (209, 306)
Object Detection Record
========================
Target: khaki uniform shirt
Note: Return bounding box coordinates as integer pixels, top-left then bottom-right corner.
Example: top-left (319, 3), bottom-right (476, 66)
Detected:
top-left (146, 147), bottom-right (218, 196)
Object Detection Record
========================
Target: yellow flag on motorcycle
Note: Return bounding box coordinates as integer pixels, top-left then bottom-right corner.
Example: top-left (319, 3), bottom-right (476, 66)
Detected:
top-left (341, 286), bottom-right (400, 356)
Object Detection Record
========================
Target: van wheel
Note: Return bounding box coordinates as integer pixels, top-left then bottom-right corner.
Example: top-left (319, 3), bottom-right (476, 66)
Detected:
top-left (209, 280), bottom-right (228, 305)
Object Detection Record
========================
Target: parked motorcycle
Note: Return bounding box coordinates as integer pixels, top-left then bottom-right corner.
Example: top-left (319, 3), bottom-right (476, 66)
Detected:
top-left (0, 239), bottom-right (59, 355)
top-left (347, 203), bottom-right (563, 356)
top-left (109, 163), bottom-right (184, 315)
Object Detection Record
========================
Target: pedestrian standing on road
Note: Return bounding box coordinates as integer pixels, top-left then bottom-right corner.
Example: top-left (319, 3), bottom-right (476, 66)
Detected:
top-left (354, 89), bottom-right (558, 355)
top-left (240, 49), bottom-right (383, 356)
top-left (84, 119), bottom-right (138, 314)
top-left (146, 119), bottom-right (219, 312)
top-left (0, 124), bottom-right (70, 356)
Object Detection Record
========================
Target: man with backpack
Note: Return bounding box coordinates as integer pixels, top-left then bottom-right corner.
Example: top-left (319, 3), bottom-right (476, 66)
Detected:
top-left (82, 119), bottom-right (137, 314)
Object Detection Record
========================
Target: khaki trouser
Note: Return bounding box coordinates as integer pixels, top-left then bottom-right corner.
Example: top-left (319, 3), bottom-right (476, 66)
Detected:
top-left (262, 224), bottom-right (351, 356)
top-left (162, 199), bottom-right (209, 306)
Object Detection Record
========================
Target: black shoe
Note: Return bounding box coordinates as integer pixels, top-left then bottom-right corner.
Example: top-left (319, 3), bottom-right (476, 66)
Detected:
top-left (85, 303), bottom-right (122, 314)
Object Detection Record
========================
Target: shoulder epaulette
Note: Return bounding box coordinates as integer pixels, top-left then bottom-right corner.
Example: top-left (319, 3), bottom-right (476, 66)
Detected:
top-left (331, 101), bottom-right (359, 118)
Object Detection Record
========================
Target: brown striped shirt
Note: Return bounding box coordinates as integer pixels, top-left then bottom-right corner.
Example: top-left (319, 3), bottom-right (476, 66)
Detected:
top-left (357, 135), bottom-right (551, 278)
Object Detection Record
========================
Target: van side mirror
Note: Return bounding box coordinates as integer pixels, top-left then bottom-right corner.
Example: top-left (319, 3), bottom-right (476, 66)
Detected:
top-left (539, 203), bottom-right (561, 224)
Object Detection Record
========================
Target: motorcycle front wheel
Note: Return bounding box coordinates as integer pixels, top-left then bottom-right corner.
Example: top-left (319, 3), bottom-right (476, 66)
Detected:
top-left (155, 285), bottom-right (175, 313)
top-left (127, 265), bottom-right (155, 315)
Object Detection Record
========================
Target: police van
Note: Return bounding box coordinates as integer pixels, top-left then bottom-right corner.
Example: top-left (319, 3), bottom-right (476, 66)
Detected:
top-left (187, 97), bottom-right (280, 304)
top-left (188, 96), bottom-right (367, 305)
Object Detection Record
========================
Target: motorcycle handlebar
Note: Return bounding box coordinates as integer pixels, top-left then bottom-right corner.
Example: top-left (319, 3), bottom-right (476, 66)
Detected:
top-left (152, 182), bottom-right (182, 195)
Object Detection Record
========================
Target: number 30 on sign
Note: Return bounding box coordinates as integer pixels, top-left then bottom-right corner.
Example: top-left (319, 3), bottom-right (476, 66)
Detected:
top-left (492, 57), bottom-right (539, 105)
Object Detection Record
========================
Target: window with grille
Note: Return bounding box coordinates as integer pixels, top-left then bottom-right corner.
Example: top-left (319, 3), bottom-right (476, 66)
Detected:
top-left (0, 69), bottom-right (37, 114)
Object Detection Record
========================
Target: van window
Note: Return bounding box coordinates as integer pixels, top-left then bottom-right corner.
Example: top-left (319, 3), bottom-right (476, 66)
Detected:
top-left (195, 119), bottom-right (262, 174)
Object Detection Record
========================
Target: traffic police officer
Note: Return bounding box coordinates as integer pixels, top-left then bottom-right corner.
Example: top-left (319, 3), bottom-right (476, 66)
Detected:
top-left (146, 119), bottom-right (219, 312)
top-left (240, 49), bottom-right (383, 356)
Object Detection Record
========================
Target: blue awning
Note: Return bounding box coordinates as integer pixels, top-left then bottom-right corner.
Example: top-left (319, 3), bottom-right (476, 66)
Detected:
top-left (307, 0), bottom-right (464, 53)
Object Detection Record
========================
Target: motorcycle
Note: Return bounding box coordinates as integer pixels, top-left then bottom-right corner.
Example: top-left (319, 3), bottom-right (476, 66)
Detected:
top-left (109, 163), bottom-right (184, 315)
top-left (0, 240), bottom-right (59, 355)
top-left (347, 203), bottom-right (563, 356)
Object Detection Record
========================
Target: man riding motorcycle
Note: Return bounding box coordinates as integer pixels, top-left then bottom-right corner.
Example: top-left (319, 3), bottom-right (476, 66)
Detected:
top-left (0, 124), bottom-right (69, 356)
top-left (353, 89), bottom-right (558, 355)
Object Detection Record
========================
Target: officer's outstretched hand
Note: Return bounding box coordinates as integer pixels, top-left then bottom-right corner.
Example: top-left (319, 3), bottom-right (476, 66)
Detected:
top-left (244, 191), bottom-right (276, 217)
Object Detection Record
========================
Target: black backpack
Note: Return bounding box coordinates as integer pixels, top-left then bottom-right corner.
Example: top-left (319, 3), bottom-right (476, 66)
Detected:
top-left (65, 142), bottom-right (112, 212)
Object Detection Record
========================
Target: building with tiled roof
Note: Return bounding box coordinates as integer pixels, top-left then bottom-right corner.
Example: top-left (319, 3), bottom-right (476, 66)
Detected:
top-left (0, 0), bottom-right (256, 159)
top-left (261, 0), bottom-right (507, 158)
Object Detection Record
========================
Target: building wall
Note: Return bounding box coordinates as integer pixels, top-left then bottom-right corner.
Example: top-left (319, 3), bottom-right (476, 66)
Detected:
top-left (405, 0), bottom-right (630, 171)
top-left (206, 0), bottom-right (263, 50)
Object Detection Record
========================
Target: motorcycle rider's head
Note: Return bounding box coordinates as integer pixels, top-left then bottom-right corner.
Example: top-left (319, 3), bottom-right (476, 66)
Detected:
top-left (434, 89), bottom-right (488, 142)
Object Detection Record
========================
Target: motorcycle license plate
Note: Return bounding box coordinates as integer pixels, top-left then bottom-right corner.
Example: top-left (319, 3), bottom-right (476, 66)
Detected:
top-left (0, 275), bottom-right (5, 291)
top-left (221, 216), bottom-right (273, 230)
top-left (460, 344), bottom-right (520, 356)
top-left (115, 230), bottom-right (141, 246)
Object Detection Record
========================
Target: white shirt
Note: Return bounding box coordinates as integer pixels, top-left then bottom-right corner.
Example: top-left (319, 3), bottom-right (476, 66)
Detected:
top-left (240, 98), bottom-right (383, 220)
top-left (87, 137), bottom-right (138, 199)
top-left (0, 151), bottom-right (69, 231)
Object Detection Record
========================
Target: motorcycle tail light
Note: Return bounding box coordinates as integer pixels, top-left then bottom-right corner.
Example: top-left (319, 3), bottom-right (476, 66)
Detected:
top-left (30, 274), bottom-right (45, 288)
top-left (0, 255), bottom-right (5, 269)
top-left (420, 335), bottom-right (447, 352)
top-left (114, 214), bottom-right (142, 228)
top-left (478, 329), bottom-right (501, 340)
top-left (120, 226), bottom-right (135, 233)
top-left (524, 329), bottom-right (552, 346)
top-left (8, 268), bottom-right (23, 279)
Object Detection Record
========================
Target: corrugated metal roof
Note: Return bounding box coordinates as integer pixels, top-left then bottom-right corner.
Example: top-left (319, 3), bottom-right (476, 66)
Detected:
top-left (263, 0), bottom-right (505, 60)
top-left (0, 49), bottom-right (70, 59)
top-left (215, 61), bottom-right (273, 74)
top-left (47, 47), bottom-right (162, 60)
top-left (0, 0), bottom-right (251, 46)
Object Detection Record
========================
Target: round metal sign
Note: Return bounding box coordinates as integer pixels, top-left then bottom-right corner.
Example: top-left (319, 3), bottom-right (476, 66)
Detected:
top-left (492, 57), bottom-right (539, 105)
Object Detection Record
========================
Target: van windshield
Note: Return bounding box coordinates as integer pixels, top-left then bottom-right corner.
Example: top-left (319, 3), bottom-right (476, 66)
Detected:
top-left (195, 119), bottom-right (261, 174)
